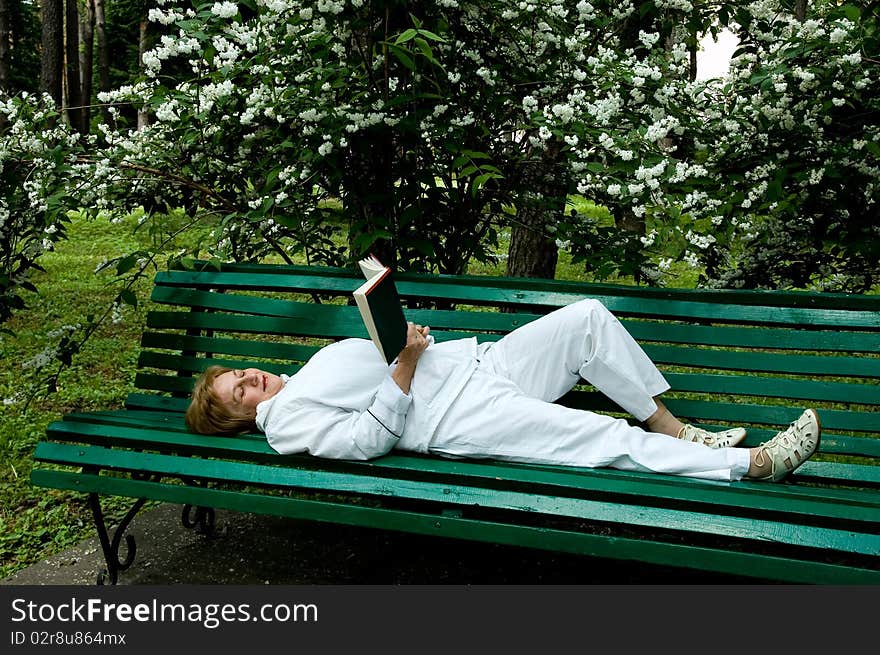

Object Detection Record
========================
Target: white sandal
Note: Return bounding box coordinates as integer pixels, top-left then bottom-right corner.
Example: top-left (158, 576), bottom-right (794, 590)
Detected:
top-left (753, 409), bottom-right (821, 482)
top-left (676, 424), bottom-right (747, 449)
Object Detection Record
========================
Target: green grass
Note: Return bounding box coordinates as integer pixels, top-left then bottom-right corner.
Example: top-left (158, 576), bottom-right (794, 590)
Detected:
top-left (0, 212), bottom-right (161, 579)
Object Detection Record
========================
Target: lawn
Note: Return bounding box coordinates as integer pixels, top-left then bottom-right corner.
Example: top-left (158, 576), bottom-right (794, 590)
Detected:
top-left (0, 212), bottom-right (157, 579)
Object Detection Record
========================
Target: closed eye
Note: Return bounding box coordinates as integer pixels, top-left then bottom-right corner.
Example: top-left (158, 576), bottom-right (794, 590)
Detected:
top-left (231, 370), bottom-right (244, 403)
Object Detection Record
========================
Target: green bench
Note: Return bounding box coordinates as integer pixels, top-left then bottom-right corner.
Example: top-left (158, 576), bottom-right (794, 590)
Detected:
top-left (31, 263), bottom-right (880, 584)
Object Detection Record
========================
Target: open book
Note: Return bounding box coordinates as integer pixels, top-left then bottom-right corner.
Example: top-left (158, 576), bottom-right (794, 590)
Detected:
top-left (353, 255), bottom-right (408, 364)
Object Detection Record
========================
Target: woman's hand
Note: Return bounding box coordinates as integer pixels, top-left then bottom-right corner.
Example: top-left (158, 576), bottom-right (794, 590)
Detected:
top-left (392, 322), bottom-right (430, 394)
top-left (397, 322), bottom-right (431, 366)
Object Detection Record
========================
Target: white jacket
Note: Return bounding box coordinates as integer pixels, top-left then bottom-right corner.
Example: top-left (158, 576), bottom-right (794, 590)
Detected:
top-left (255, 337), bottom-right (480, 460)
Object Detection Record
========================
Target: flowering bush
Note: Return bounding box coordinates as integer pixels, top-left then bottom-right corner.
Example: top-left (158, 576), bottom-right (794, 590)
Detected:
top-left (2, 0), bottom-right (878, 342)
top-left (692, 1), bottom-right (879, 290)
top-left (0, 93), bottom-right (85, 330)
top-left (83, 0), bottom-right (725, 279)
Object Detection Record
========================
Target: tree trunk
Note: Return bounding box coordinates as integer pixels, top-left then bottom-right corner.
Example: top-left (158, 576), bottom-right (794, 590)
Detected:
top-left (506, 204), bottom-right (560, 280)
top-left (505, 142), bottom-right (566, 280)
top-left (78, 0), bottom-right (93, 131)
top-left (93, 0), bottom-right (108, 123)
top-left (0, 0), bottom-right (10, 92)
top-left (794, 0), bottom-right (807, 21)
top-left (137, 17), bottom-right (149, 129)
top-left (40, 0), bottom-right (63, 106)
top-left (64, 0), bottom-right (83, 132)
top-left (342, 128), bottom-right (397, 269)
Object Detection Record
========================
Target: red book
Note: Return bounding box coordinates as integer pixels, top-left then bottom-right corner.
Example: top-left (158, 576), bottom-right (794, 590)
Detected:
top-left (353, 255), bottom-right (408, 364)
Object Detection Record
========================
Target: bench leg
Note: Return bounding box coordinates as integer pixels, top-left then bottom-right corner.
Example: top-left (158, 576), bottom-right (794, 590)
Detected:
top-left (88, 492), bottom-right (148, 586)
top-left (180, 478), bottom-right (216, 536)
top-left (181, 504), bottom-right (215, 535)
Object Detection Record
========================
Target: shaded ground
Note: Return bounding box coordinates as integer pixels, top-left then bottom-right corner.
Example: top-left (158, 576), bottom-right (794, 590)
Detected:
top-left (2, 503), bottom-right (751, 585)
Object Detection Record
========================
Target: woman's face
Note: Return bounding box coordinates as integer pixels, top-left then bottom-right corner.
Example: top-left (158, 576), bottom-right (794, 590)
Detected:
top-left (212, 368), bottom-right (284, 418)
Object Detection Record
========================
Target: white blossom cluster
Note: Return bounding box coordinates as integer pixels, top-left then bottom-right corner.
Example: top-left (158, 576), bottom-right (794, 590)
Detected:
top-left (3, 0), bottom-right (876, 301)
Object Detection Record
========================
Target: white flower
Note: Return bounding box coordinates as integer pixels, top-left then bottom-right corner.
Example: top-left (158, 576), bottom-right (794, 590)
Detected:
top-left (638, 31), bottom-right (660, 49)
top-left (211, 2), bottom-right (238, 19)
top-left (829, 27), bottom-right (847, 44)
top-left (551, 103), bottom-right (575, 123)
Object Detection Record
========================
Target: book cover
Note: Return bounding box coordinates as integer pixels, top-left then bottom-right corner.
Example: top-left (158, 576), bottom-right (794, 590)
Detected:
top-left (353, 255), bottom-right (408, 364)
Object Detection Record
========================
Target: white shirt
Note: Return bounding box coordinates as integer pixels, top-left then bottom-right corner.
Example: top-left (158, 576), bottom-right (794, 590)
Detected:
top-left (255, 337), bottom-right (480, 460)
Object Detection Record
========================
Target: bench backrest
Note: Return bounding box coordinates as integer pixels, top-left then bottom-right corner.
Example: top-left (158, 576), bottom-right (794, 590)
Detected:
top-left (131, 263), bottom-right (880, 473)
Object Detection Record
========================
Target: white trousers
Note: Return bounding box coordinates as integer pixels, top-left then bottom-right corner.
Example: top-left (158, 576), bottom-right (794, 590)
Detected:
top-left (429, 299), bottom-right (751, 482)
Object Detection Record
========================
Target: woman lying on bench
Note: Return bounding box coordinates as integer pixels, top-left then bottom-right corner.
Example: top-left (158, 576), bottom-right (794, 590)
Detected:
top-left (185, 299), bottom-right (820, 483)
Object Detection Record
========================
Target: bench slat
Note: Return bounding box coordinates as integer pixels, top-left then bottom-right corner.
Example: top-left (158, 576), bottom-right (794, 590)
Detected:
top-left (139, 330), bottom-right (878, 380)
top-left (135, 345), bottom-right (879, 406)
top-left (137, 352), bottom-right (296, 376)
top-left (662, 372), bottom-right (880, 405)
top-left (153, 271), bottom-right (880, 328)
top-left (30, 469), bottom-right (880, 584)
top-left (124, 393), bottom-right (188, 412)
top-left (41, 421), bottom-right (880, 523)
top-left (141, 332), bottom-right (321, 362)
top-left (163, 264), bottom-right (880, 311)
top-left (34, 442), bottom-right (880, 557)
top-left (643, 344), bottom-right (879, 378)
top-left (144, 308), bottom-right (880, 353)
top-left (48, 409), bottom-right (880, 487)
top-left (130, 369), bottom-right (880, 444)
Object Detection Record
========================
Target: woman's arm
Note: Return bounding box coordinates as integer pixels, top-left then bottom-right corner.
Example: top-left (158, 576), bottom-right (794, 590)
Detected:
top-left (265, 323), bottom-right (432, 460)
top-left (391, 322), bottom-right (431, 394)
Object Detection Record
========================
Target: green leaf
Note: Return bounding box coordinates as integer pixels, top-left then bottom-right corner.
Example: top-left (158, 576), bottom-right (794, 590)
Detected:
top-left (842, 5), bottom-right (861, 20)
top-left (118, 290), bottom-right (138, 309)
top-left (460, 150), bottom-right (491, 160)
top-left (417, 29), bottom-right (446, 42)
top-left (471, 172), bottom-right (500, 195)
top-left (410, 238), bottom-right (435, 256)
top-left (265, 167), bottom-right (281, 192)
top-left (115, 254), bottom-right (138, 276)
top-left (388, 44), bottom-right (415, 71)
top-left (415, 38), bottom-right (440, 67)
top-left (394, 29), bottom-right (419, 45)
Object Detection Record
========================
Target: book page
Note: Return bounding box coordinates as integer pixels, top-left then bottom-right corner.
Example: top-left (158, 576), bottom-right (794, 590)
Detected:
top-left (358, 254), bottom-right (386, 280)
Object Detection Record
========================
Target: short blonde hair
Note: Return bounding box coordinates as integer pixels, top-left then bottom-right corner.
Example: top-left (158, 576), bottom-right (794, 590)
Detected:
top-left (185, 365), bottom-right (257, 435)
